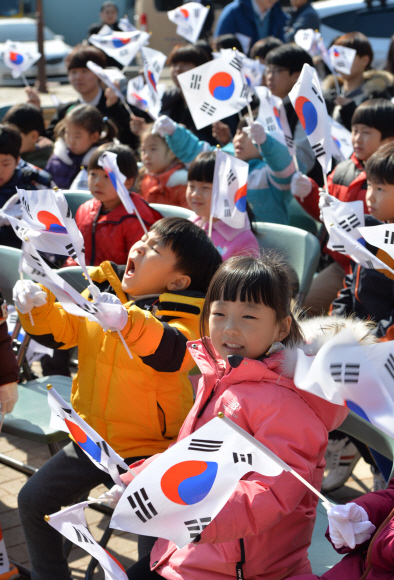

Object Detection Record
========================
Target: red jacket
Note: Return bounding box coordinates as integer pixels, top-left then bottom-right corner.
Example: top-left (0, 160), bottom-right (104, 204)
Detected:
top-left (139, 163), bottom-right (188, 208)
top-left (301, 154), bottom-right (368, 271)
top-left (65, 195), bottom-right (162, 267)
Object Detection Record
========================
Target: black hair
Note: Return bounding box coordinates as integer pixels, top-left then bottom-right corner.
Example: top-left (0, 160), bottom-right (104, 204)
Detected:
top-left (0, 124), bottom-right (22, 160)
top-left (3, 103), bottom-right (45, 136)
top-left (200, 253), bottom-right (304, 359)
top-left (266, 44), bottom-right (313, 75)
top-left (334, 31), bottom-right (373, 70)
top-left (250, 36), bottom-right (283, 61)
top-left (194, 39), bottom-right (213, 61)
top-left (351, 99), bottom-right (394, 140)
top-left (88, 142), bottom-right (138, 179)
top-left (101, 1), bottom-right (118, 11)
top-left (365, 141), bottom-right (394, 185)
top-left (56, 103), bottom-right (117, 144)
top-left (150, 217), bottom-right (222, 293)
top-left (213, 34), bottom-right (243, 53)
top-left (385, 34), bottom-right (394, 75)
top-left (65, 44), bottom-right (107, 70)
top-left (168, 44), bottom-right (211, 67)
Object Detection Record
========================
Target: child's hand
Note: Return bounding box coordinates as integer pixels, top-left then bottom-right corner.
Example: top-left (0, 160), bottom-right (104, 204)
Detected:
top-left (243, 121), bottom-right (267, 145)
top-left (212, 121), bottom-right (231, 145)
top-left (291, 172), bottom-right (312, 200)
top-left (334, 95), bottom-right (353, 107)
top-left (328, 503), bottom-right (375, 549)
top-left (13, 280), bottom-right (47, 314)
top-left (130, 116), bottom-right (147, 136)
top-left (105, 86), bottom-right (119, 108)
top-left (318, 191), bottom-right (336, 221)
top-left (0, 193), bottom-right (22, 226)
top-left (98, 484), bottom-right (125, 509)
top-left (25, 86), bottom-right (41, 110)
top-left (0, 382), bottom-right (18, 415)
top-left (152, 115), bottom-right (177, 137)
top-left (94, 302), bottom-right (128, 332)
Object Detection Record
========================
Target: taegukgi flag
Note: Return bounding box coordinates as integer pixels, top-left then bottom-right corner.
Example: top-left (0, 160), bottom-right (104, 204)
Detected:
top-left (1, 40), bottom-right (41, 79)
top-left (289, 63), bottom-right (332, 174)
top-left (212, 50), bottom-right (265, 93)
top-left (48, 387), bottom-right (133, 487)
top-left (329, 116), bottom-right (353, 162)
top-left (141, 46), bottom-right (167, 109)
top-left (0, 523), bottom-right (10, 575)
top-left (46, 502), bottom-right (128, 580)
top-left (127, 76), bottom-right (165, 119)
top-left (329, 45), bottom-right (356, 76)
top-left (168, 2), bottom-right (209, 43)
top-left (111, 416), bottom-right (288, 548)
top-left (320, 195), bottom-right (365, 242)
top-left (86, 60), bottom-right (125, 102)
top-left (256, 86), bottom-right (295, 156)
top-left (294, 29), bottom-right (321, 55)
top-left (119, 15), bottom-right (137, 32)
top-left (211, 149), bottom-right (249, 229)
top-left (178, 50), bottom-right (251, 130)
top-left (358, 223), bottom-right (394, 265)
top-left (89, 30), bottom-right (150, 67)
top-left (293, 328), bottom-right (394, 440)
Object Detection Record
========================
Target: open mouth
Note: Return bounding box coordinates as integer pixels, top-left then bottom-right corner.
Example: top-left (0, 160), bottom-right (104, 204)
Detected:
top-left (125, 256), bottom-right (136, 278)
top-left (223, 342), bottom-right (243, 351)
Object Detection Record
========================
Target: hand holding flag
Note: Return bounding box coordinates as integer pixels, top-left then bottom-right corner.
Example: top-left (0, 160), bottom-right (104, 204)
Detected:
top-left (168, 2), bottom-right (209, 43)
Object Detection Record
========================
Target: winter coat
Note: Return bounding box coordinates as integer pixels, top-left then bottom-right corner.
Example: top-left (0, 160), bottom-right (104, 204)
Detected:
top-left (139, 163), bottom-right (189, 209)
top-left (283, 2), bottom-right (320, 43)
top-left (214, 0), bottom-right (286, 47)
top-left (122, 317), bottom-right (367, 580)
top-left (323, 71), bottom-right (394, 131)
top-left (64, 196), bottom-right (162, 267)
top-left (45, 139), bottom-right (98, 190)
top-left (20, 136), bottom-right (54, 169)
top-left (16, 261), bottom-right (204, 458)
top-left (190, 214), bottom-right (259, 261)
top-left (0, 290), bottom-right (18, 387)
top-left (165, 124), bottom-right (296, 225)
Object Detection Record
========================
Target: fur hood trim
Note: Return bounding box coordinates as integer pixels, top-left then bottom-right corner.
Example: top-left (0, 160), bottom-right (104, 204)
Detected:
top-left (53, 138), bottom-right (98, 167)
top-left (323, 69), bottom-right (394, 94)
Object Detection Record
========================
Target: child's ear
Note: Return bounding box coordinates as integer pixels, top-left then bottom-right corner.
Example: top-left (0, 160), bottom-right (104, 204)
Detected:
top-left (277, 315), bottom-right (292, 342)
top-left (125, 176), bottom-right (135, 190)
top-left (167, 274), bottom-right (191, 292)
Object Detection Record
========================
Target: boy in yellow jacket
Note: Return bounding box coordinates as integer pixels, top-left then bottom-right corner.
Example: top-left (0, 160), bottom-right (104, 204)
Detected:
top-left (13, 217), bottom-right (222, 580)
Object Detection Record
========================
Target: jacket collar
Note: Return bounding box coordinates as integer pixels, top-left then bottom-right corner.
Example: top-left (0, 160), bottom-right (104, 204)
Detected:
top-left (191, 215), bottom-right (252, 241)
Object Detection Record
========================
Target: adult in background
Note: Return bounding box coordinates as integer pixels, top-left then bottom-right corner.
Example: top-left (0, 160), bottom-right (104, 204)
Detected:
top-left (88, 1), bottom-right (121, 36)
top-left (214, 0), bottom-right (286, 53)
top-left (283, 0), bottom-right (320, 43)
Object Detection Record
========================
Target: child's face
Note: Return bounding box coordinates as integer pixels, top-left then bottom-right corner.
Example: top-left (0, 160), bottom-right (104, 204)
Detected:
top-left (351, 124), bottom-right (385, 162)
top-left (68, 68), bottom-right (100, 99)
top-left (209, 298), bottom-right (290, 361)
top-left (366, 180), bottom-right (394, 222)
top-left (88, 167), bottom-right (132, 212)
top-left (122, 229), bottom-right (190, 296)
top-left (186, 180), bottom-right (212, 222)
top-left (140, 135), bottom-right (175, 175)
top-left (0, 154), bottom-right (18, 187)
top-left (20, 130), bottom-right (39, 154)
top-left (65, 122), bottom-right (100, 156)
top-left (341, 54), bottom-right (370, 81)
top-left (265, 66), bottom-right (299, 100)
top-left (233, 129), bottom-right (261, 162)
top-left (170, 61), bottom-right (196, 88)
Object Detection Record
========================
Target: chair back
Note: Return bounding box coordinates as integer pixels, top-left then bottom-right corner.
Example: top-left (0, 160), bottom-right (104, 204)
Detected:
top-left (56, 266), bottom-right (87, 293)
top-left (0, 245), bottom-right (26, 304)
top-left (63, 191), bottom-right (93, 217)
top-left (288, 196), bottom-right (320, 235)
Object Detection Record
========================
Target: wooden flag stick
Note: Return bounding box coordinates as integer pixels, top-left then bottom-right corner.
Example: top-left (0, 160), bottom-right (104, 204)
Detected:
top-left (208, 214), bottom-right (213, 239)
top-left (117, 330), bottom-right (133, 360)
top-left (20, 72), bottom-right (30, 88)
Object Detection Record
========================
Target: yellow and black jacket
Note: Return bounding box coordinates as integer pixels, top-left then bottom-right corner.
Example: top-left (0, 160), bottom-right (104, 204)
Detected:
top-left (17, 261), bottom-right (204, 458)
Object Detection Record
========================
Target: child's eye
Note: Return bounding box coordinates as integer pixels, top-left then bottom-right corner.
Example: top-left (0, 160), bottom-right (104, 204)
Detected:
top-left (212, 311), bottom-right (224, 316)
top-left (243, 315), bottom-right (257, 319)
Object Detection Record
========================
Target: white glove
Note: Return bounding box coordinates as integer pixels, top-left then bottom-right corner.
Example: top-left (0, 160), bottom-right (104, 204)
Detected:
top-left (0, 382), bottom-right (18, 415)
top-left (291, 172), bottom-right (312, 200)
top-left (92, 290), bottom-right (122, 306)
top-left (13, 280), bottom-right (47, 314)
top-left (0, 194), bottom-right (23, 227)
top-left (318, 191), bottom-right (337, 222)
top-left (328, 503), bottom-right (376, 549)
top-left (94, 302), bottom-right (128, 332)
top-left (98, 484), bottom-right (125, 509)
top-left (242, 121), bottom-right (267, 145)
top-left (152, 115), bottom-right (177, 137)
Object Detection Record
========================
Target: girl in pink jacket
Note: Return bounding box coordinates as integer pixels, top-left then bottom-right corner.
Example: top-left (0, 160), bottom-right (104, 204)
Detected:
top-left (119, 253), bottom-right (352, 580)
top-left (187, 151), bottom-right (259, 261)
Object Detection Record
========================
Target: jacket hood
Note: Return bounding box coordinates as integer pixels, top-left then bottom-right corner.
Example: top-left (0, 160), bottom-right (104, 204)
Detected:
top-left (53, 138), bottom-right (98, 167)
top-left (323, 70), bottom-right (394, 94)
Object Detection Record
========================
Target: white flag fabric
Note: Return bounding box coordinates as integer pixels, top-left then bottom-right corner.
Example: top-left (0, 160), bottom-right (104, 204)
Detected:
top-left (86, 61), bottom-right (125, 102)
top-left (127, 77), bottom-right (165, 120)
top-left (0, 524), bottom-right (10, 575)
top-left (178, 51), bottom-right (250, 130)
top-left (141, 46), bottom-right (167, 112)
top-left (111, 416), bottom-right (286, 548)
top-left (294, 29), bottom-right (321, 55)
top-left (321, 195), bottom-right (365, 241)
top-left (235, 32), bottom-right (251, 55)
top-left (329, 117), bottom-right (353, 162)
top-left (212, 50), bottom-right (265, 93)
top-left (97, 24), bottom-right (114, 36)
top-left (289, 63), bottom-right (332, 174)
top-left (256, 86), bottom-right (295, 156)
top-left (48, 387), bottom-right (131, 487)
top-left (46, 502), bottom-right (128, 580)
top-left (89, 30), bottom-right (150, 67)
top-left (119, 15), bottom-right (137, 32)
top-left (358, 223), bottom-right (394, 263)
top-left (210, 149), bottom-right (249, 229)
top-left (329, 45), bottom-right (356, 76)
top-left (294, 328), bottom-right (394, 440)
top-left (168, 2), bottom-right (209, 43)
top-left (1, 40), bottom-right (41, 79)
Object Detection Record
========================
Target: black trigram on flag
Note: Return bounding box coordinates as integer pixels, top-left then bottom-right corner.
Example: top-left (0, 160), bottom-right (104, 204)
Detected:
top-left (240, 84), bottom-right (249, 99)
top-left (79, 302), bottom-right (99, 314)
top-left (96, 439), bottom-right (110, 457)
top-left (20, 195), bottom-right (33, 219)
top-left (200, 102), bottom-right (216, 116)
top-left (0, 552), bottom-right (4, 566)
top-left (285, 135), bottom-right (294, 149)
top-left (330, 362), bottom-right (360, 383)
top-left (265, 116), bottom-right (275, 132)
top-left (194, 7), bottom-right (200, 17)
top-left (311, 85), bottom-right (324, 104)
top-left (65, 243), bottom-right (78, 261)
top-left (127, 488), bottom-right (158, 523)
top-left (190, 74), bottom-right (201, 90)
top-left (331, 244), bottom-right (346, 254)
top-left (223, 199), bottom-right (231, 218)
top-left (229, 56), bottom-right (243, 71)
top-left (335, 59), bottom-right (346, 70)
top-left (188, 438), bottom-right (223, 452)
top-left (28, 253), bottom-right (46, 277)
top-left (66, 205), bottom-right (72, 219)
top-left (385, 353), bottom-right (394, 380)
top-left (338, 213), bottom-right (361, 232)
top-left (72, 525), bottom-right (94, 544)
top-left (227, 169), bottom-right (236, 186)
top-left (233, 452), bottom-right (252, 465)
top-left (385, 230), bottom-right (394, 245)
top-left (365, 259), bottom-right (374, 269)
top-left (184, 517), bottom-right (211, 539)
top-left (312, 143), bottom-right (325, 158)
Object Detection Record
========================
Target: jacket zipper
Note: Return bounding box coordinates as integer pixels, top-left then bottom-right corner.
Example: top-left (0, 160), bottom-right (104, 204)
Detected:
top-left (197, 379), bottom-right (220, 419)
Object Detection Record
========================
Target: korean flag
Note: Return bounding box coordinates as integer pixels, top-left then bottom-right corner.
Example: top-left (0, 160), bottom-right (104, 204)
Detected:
top-left (1, 40), bottom-right (41, 79)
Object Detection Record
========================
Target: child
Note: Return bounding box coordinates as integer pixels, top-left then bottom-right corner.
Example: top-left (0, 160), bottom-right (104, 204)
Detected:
top-left (137, 125), bottom-right (189, 209)
top-left (45, 104), bottom-right (117, 189)
top-left (292, 98), bottom-right (394, 316)
top-left (122, 253), bottom-right (351, 580)
top-left (153, 114), bottom-right (296, 225)
top-left (14, 217), bottom-right (222, 579)
top-left (3, 103), bottom-right (53, 169)
top-left (186, 150), bottom-right (259, 260)
top-left (64, 142), bottom-right (163, 267)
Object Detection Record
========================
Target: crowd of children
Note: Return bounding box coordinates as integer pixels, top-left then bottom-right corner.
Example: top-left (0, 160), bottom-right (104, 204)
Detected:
top-left (2, 8), bottom-right (394, 580)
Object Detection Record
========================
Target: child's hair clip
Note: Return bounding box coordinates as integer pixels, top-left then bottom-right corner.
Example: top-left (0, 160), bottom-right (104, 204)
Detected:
top-left (102, 116), bottom-right (109, 123)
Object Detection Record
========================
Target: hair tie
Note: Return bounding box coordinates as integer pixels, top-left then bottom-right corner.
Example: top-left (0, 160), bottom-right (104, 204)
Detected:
top-left (102, 116), bottom-right (109, 122)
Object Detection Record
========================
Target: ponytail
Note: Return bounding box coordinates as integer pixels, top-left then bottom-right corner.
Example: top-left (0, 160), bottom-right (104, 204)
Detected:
top-left (61, 103), bottom-right (118, 146)
top-left (97, 116), bottom-right (117, 145)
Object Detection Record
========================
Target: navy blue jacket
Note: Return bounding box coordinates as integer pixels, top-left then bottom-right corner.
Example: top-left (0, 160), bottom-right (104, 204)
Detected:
top-left (283, 2), bottom-right (320, 43)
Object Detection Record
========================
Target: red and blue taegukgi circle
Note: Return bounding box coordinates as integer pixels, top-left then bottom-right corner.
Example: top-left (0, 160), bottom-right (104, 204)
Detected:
top-left (64, 418), bottom-right (102, 462)
top-left (10, 51), bottom-right (23, 65)
top-left (161, 460), bottom-right (218, 505)
top-left (104, 168), bottom-right (118, 191)
top-left (148, 71), bottom-right (157, 90)
top-left (294, 96), bottom-right (318, 136)
top-left (112, 37), bottom-right (131, 48)
top-left (37, 211), bottom-right (68, 234)
top-left (179, 8), bottom-right (189, 18)
top-left (234, 184), bottom-right (247, 212)
top-left (345, 400), bottom-right (370, 422)
top-left (132, 93), bottom-right (148, 109)
top-left (209, 72), bottom-right (235, 101)
top-left (273, 106), bottom-right (282, 130)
